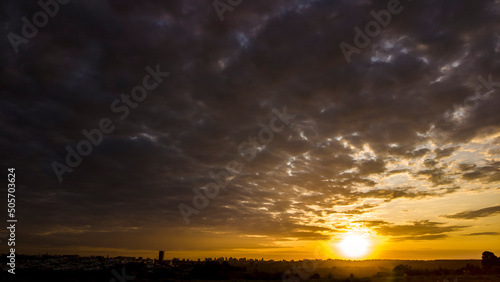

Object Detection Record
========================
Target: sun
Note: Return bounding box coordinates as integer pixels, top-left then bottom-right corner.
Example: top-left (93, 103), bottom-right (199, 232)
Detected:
top-left (337, 232), bottom-right (371, 259)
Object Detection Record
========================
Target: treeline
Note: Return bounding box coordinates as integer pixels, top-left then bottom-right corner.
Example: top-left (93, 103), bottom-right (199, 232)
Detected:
top-left (393, 251), bottom-right (500, 277)
top-left (393, 263), bottom-right (483, 276)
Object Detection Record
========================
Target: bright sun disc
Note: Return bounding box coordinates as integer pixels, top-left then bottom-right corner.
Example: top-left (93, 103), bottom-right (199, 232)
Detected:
top-left (337, 233), bottom-right (370, 258)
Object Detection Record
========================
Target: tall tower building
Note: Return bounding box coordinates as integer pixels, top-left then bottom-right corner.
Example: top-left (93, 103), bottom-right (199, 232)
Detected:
top-left (159, 250), bottom-right (164, 262)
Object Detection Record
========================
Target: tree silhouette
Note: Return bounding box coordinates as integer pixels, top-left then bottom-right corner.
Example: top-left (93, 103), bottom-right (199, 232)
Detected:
top-left (481, 251), bottom-right (499, 269)
top-left (393, 264), bottom-right (411, 276)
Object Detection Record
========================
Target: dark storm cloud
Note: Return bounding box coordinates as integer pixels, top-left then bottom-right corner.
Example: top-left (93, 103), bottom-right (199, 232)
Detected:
top-left (355, 220), bottom-right (467, 240)
top-left (394, 234), bottom-right (448, 241)
top-left (415, 168), bottom-right (453, 186)
top-left (460, 160), bottom-right (500, 183)
top-left (353, 186), bottom-right (457, 202)
top-left (443, 205), bottom-right (500, 219)
top-left (423, 159), bottom-right (437, 168)
top-left (0, 0), bottom-right (499, 253)
top-left (463, 232), bottom-right (500, 236)
top-left (357, 158), bottom-right (386, 175)
top-left (341, 203), bottom-right (378, 215)
top-left (410, 148), bottom-right (431, 159)
top-left (434, 146), bottom-right (460, 159)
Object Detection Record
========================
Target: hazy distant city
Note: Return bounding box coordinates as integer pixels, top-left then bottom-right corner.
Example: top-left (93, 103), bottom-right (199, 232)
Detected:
top-left (2, 251), bottom-right (500, 281)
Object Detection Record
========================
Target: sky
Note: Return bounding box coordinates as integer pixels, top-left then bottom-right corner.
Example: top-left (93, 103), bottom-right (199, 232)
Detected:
top-left (0, 0), bottom-right (499, 260)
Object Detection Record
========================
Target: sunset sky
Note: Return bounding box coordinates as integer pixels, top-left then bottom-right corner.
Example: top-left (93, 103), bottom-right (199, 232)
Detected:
top-left (1, 0), bottom-right (499, 261)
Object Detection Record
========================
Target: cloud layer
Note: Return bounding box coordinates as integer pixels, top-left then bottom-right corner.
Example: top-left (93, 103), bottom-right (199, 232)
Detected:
top-left (0, 0), bottom-right (499, 257)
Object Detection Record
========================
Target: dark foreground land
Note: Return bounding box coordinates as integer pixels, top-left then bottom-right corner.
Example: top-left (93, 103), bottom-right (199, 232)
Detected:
top-left (2, 255), bottom-right (500, 281)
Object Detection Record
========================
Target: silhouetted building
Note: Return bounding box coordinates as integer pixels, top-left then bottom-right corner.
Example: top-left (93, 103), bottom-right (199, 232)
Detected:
top-left (159, 250), bottom-right (164, 262)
